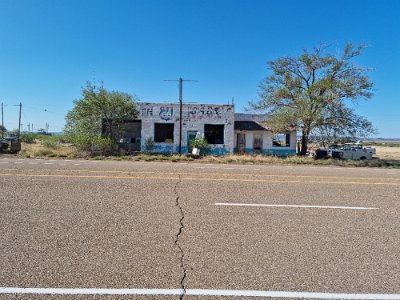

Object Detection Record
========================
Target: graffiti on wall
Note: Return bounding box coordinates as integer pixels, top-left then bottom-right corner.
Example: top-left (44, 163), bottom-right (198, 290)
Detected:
top-left (139, 104), bottom-right (233, 122)
top-left (141, 106), bottom-right (154, 117)
top-left (185, 105), bottom-right (233, 121)
top-left (159, 106), bottom-right (174, 121)
top-left (140, 104), bottom-right (174, 120)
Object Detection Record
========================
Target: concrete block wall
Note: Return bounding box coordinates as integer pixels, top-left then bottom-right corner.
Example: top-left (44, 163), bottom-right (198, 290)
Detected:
top-left (137, 102), bottom-right (235, 155)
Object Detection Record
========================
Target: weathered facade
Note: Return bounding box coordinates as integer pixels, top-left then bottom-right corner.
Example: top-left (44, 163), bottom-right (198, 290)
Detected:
top-left (116, 102), bottom-right (297, 156)
top-left (138, 102), bottom-right (234, 155)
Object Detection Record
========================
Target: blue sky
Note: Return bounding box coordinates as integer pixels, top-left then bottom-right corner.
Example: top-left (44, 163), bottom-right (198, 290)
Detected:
top-left (0, 0), bottom-right (399, 137)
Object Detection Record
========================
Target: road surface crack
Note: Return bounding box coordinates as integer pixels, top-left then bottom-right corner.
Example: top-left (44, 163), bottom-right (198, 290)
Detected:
top-left (174, 175), bottom-right (186, 300)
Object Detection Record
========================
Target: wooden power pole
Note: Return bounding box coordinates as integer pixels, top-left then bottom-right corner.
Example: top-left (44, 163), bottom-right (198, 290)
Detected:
top-left (18, 102), bottom-right (22, 138)
top-left (164, 77), bottom-right (197, 155)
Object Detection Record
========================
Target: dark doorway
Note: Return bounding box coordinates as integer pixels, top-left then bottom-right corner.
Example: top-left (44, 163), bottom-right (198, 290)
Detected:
top-left (119, 120), bottom-right (142, 151)
top-left (253, 134), bottom-right (262, 154)
top-left (237, 133), bottom-right (245, 153)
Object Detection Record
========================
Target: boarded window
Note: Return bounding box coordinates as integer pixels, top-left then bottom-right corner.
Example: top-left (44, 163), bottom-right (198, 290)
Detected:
top-left (154, 123), bottom-right (174, 143)
top-left (204, 124), bottom-right (224, 144)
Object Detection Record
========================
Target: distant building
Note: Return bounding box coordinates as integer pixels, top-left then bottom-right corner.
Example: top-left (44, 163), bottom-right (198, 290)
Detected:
top-left (114, 102), bottom-right (297, 156)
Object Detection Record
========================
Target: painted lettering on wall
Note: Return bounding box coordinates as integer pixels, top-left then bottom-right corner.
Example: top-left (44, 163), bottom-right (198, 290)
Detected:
top-left (159, 106), bottom-right (174, 120)
top-left (141, 106), bottom-right (153, 116)
top-left (139, 104), bottom-right (234, 123)
top-left (186, 105), bottom-right (229, 120)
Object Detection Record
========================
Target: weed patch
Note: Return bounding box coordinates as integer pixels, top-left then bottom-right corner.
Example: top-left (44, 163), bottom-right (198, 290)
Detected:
top-left (17, 141), bottom-right (400, 168)
top-left (34, 149), bottom-right (55, 157)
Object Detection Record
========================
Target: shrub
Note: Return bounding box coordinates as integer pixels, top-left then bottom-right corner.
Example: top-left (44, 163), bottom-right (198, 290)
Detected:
top-left (37, 135), bottom-right (69, 148)
top-left (69, 135), bottom-right (115, 155)
top-left (20, 133), bottom-right (38, 144)
top-left (34, 149), bottom-right (54, 157)
top-left (144, 137), bottom-right (154, 154)
top-left (42, 139), bottom-right (58, 149)
top-left (91, 136), bottom-right (115, 155)
top-left (190, 137), bottom-right (209, 155)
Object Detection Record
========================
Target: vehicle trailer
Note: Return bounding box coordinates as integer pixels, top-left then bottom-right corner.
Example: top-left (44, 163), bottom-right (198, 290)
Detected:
top-left (0, 137), bottom-right (21, 153)
top-left (314, 148), bottom-right (328, 159)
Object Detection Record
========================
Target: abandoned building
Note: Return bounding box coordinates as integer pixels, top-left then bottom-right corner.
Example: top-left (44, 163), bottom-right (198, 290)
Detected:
top-left (115, 102), bottom-right (297, 156)
top-left (234, 113), bottom-right (297, 156)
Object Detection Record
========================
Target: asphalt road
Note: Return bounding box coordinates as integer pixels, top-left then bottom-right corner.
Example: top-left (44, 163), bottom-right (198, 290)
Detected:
top-left (1, 157), bottom-right (400, 300)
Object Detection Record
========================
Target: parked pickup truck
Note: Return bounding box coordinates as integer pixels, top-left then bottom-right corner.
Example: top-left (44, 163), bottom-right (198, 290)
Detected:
top-left (313, 143), bottom-right (376, 160)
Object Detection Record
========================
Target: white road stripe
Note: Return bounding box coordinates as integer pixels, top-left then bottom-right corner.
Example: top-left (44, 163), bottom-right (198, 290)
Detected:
top-left (215, 203), bottom-right (378, 210)
top-left (196, 166), bottom-right (219, 169)
top-left (0, 287), bottom-right (399, 299)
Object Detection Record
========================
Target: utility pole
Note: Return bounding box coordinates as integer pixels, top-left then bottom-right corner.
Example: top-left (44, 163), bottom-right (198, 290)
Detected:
top-left (164, 77), bottom-right (197, 155)
top-left (1, 102), bottom-right (4, 138)
top-left (18, 102), bottom-right (22, 138)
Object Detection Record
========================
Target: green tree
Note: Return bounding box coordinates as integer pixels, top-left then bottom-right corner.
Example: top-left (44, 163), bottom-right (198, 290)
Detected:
top-left (65, 81), bottom-right (138, 150)
top-left (313, 105), bottom-right (376, 147)
top-left (250, 43), bottom-right (374, 155)
top-left (0, 125), bottom-right (6, 137)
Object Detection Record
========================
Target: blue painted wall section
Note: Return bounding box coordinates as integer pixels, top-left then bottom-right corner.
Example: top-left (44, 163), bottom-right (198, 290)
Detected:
top-left (233, 148), bottom-right (296, 156)
top-left (139, 145), bottom-right (296, 156)
top-left (208, 147), bottom-right (231, 156)
top-left (180, 146), bottom-right (188, 154)
top-left (262, 148), bottom-right (297, 156)
top-left (141, 143), bottom-right (175, 154)
top-left (245, 148), bottom-right (253, 154)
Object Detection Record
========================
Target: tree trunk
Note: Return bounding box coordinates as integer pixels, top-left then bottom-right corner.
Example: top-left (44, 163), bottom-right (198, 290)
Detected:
top-left (300, 130), bottom-right (309, 156)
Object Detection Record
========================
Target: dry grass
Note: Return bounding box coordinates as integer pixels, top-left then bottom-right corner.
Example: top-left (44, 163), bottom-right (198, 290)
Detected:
top-left (20, 142), bottom-right (78, 158)
top-left (374, 146), bottom-right (400, 160)
top-left (17, 142), bottom-right (400, 168)
top-left (200, 154), bottom-right (400, 168)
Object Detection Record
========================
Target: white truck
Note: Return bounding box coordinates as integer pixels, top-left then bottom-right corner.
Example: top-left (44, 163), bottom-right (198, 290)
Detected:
top-left (314, 143), bottom-right (376, 160)
top-left (341, 143), bottom-right (376, 160)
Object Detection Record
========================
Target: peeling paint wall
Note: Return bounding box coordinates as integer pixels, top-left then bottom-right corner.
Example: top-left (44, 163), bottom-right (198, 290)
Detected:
top-left (137, 102), bottom-right (235, 154)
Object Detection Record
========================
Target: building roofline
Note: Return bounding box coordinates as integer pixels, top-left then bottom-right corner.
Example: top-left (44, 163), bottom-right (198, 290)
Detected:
top-left (138, 101), bottom-right (234, 107)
